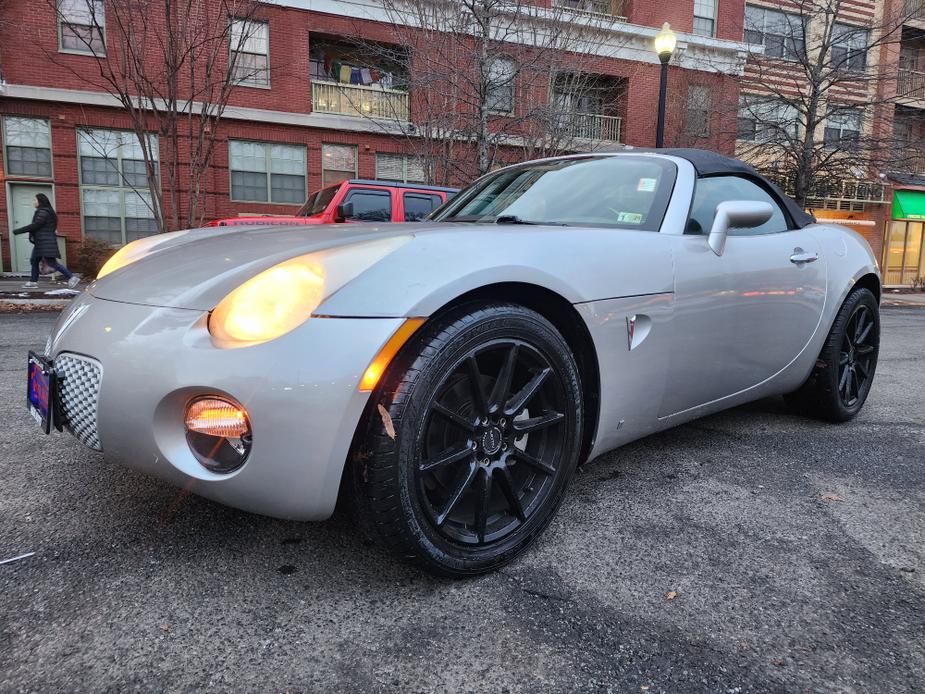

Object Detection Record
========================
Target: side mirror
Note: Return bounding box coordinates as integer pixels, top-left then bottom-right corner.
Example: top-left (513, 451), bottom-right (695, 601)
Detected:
top-left (707, 200), bottom-right (774, 256)
top-left (334, 201), bottom-right (354, 223)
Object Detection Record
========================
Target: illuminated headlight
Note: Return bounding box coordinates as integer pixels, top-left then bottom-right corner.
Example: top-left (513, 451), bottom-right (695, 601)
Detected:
top-left (184, 396), bottom-right (252, 473)
top-left (208, 236), bottom-right (410, 346)
top-left (97, 231), bottom-right (188, 279)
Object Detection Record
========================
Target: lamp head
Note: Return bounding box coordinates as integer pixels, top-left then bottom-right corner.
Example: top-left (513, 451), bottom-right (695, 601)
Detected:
top-left (654, 22), bottom-right (677, 62)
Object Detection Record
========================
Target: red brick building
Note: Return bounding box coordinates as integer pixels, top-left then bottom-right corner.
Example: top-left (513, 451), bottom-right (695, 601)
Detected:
top-left (0, 0), bottom-right (749, 273)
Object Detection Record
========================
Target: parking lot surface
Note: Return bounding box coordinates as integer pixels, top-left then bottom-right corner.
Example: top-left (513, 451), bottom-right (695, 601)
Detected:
top-left (1, 308), bottom-right (923, 693)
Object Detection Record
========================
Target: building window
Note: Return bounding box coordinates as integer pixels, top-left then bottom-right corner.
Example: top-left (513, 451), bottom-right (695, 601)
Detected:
top-left (744, 5), bottom-right (804, 61)
top-left (693, 0), bottom-right (716, 37)
top-left (2, 117), bottom-right (52, 178)
top-left (230, 19), bottom-right (269, 87)
top-left (78, 129), bottom-right (159, 245)
top-left (487, 58), bottom-right (516, 114)
top-left (229, 141), bottom-right (306, 203)
top-left (736, 95), bottom-right (798, 142)
top-left (686, 85), bottom-right (711, 137)
top-left (321, 144), bottom-right (357, 188)
top-left (824, 108), bottom-right (862, 147)
top-left (376, 153), bottom-right (426, 183)
top-left (58, 0), bottom-right (105, 55)
top-left (832, 23), bottom-right (868, 72)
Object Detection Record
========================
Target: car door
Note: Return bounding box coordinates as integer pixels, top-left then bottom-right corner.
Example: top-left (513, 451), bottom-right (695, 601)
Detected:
top-left (342, 187), bottom-right (392, 222)
top-left (660, 175), bottom-right (827, 417)
top-left (402, 192), bottom-right (443, 221)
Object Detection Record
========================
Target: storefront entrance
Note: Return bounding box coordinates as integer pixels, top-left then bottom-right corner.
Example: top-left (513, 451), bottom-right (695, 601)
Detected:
top-left (885, 191), bottom-right (925, 287)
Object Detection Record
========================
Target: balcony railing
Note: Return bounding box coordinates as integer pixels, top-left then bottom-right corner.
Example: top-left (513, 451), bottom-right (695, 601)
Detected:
top-left (312, 81), bottom-right (410, 121)
top-left (557, 112), bottom-right (622, 142)
top-left (553, 0), bottom-right (627, 21)
top-left (904, 0), bottom-right (925, 23)
top-left (898, 68), bottom-right (925, 101)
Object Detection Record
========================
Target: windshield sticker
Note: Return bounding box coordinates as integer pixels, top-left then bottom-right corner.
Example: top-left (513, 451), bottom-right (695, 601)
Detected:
top-left (617, 212), bottom-right (643, 224)
top-left (637, 178), bottom-right (657, 192)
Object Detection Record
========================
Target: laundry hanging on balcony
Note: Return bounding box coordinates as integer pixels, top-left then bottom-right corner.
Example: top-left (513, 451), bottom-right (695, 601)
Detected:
top-left (339, 64), bottom-right (352, 83)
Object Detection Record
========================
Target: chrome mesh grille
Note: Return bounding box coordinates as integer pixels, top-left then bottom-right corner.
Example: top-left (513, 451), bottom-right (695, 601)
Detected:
top-left (55, 353), bottom-right (103, 451)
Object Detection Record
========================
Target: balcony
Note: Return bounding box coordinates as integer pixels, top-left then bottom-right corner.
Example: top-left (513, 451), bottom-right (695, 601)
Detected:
top-left (311, 81), bottom-right (410, 121)
top-left (553, 0), bottom-right (627, 21)
top-left (898, 68), bottom-right (925, 104)
top-left (904, 0), bottom-right (925, 27)
top-left (558, 112), bottom-right (622, 142)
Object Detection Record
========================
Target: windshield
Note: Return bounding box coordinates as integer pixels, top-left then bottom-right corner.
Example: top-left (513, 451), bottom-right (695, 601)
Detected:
top-left (432, 155), bottom-right (676, 231)
top-left (297, 184), bottom-right (340, 217)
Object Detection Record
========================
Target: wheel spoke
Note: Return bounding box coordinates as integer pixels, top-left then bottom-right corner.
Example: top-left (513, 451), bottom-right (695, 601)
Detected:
top-left (512, 411), bottom-right (565, 434)
top-left (420, 445), bottom-right (474, 473)
top-left (474, 468), bottom-right (493, 543)
top-left (432, 402), bottom-right (476, 432)
top-left (505, 367), bottom-right (550, 417)
top-left (466, 355), bottom-right (488, 419)
top-left (436, 461), bottom-right (478, 526)
top-left (848, 368), bottom-right (857, 403)
top-left (839, 352), bottom-right (850, 366)
top-left (856, 320), bottom-right (872, 346)
top-left (855, 359), bottom-right (869, 380)
top-left (511, 448), bottom-right (556, 476)
top-left (488, 344), bottom-right (519, 413)
top-left (496, 466), bottom-right (526, 522)
top-left (838, 365), bottom-right (851, 394)
top-left (853, 308), bottom-right (868, 343)
top-left (855, 343), bottom-right (875, 356)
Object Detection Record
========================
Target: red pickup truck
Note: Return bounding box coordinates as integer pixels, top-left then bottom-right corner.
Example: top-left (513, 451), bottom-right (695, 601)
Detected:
top-left (205, 179), bottom-right (458, 228)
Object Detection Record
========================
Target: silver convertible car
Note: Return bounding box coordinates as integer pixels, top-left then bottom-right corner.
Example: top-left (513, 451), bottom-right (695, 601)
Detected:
top-left (27, 150), bottom-right (880, 576)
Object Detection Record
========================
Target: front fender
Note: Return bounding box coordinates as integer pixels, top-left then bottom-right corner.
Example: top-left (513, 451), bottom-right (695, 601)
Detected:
top-left (316, 227), bottom-right (676, 317)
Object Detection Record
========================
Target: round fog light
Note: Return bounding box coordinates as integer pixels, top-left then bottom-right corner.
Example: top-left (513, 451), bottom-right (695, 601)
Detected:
top-left (184, 396), bottom-right (252, 473)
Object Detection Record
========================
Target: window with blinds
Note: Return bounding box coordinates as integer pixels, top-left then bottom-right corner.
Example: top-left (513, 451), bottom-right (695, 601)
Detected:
top-left (78, 128), bottom-right (159, 245)
top-left (58, 0), bottom-right (105, 55)
top-left (229, 141), bottom-right (306, 203)
top-left (693, 0), bottom-right (716, 37)
top-left (3, 117), bottom-right (52, 178)
top-left (230, 19), bottom-right (270, 86)
top-left (322, 144), bottom-right (357, 188)
top-left (375, 153), bottom-right (426, 183)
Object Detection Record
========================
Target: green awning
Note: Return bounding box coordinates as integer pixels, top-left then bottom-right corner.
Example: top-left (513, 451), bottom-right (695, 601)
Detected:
top-left (892, 190), bottom-right (925, 220)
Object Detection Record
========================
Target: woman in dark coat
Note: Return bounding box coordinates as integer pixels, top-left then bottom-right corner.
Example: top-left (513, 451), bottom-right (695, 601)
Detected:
top-left (12, 193), bottom-right (79, 289)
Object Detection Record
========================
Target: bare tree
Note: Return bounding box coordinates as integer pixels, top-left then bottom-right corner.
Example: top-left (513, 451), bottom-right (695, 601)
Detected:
top-left (46, 0), bottom-right (269, 232)
top-left (326, 0), bottom-right (628, 184)
top-left (730, 0), bottom-right (925, 207)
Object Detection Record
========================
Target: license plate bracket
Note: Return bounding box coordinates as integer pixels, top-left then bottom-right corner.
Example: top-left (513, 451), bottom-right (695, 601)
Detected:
top-left (27, 351), bottom-right (56, 435)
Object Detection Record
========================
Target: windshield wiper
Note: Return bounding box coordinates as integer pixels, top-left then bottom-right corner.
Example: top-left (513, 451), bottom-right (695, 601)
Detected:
top-left (495, 215), bottom-right (567, 226)
top-left (440, 215), bottom-right (483, 223)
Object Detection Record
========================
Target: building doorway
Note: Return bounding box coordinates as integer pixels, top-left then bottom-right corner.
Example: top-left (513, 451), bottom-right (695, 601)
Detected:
top-left (884, 220), bottom-right (924, 287)
top-left (7, 182), bottom-right (55, 274)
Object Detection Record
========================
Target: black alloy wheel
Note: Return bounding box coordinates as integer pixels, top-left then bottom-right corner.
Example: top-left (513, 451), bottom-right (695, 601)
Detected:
top-left (350, 303), bottom-right (583, 577)
top-left (785, 286), bottom-right (880, 422)
top-left (418, 339), bottom-right (567, 547)
top-left (837, 303), bottom-right (876, 408)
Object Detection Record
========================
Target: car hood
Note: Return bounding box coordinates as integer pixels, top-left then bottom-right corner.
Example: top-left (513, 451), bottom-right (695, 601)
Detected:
top-left (89, 223), bottom-right (418, 311)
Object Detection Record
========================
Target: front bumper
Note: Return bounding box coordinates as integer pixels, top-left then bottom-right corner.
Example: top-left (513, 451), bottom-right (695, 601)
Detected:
top-left (47, 292), bottom-right (404, 520)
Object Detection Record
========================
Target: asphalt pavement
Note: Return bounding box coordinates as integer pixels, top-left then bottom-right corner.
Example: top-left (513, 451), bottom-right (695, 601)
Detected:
top-left (1, 308), bottom-right (923, 693)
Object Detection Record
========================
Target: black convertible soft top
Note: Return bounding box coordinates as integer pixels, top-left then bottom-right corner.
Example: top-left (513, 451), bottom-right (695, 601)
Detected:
top-left (633, 147), bottom-right (816, 228)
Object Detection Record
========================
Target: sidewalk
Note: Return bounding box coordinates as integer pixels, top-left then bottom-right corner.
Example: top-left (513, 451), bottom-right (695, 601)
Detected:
top-left (882, 291), bottom-right (925, 308)
top-left (0, 275), bottom-right (84, 312)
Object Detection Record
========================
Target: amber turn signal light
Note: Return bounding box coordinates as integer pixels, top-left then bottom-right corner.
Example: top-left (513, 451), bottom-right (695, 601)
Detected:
top-left (359, 318), bottom-right (426, 391)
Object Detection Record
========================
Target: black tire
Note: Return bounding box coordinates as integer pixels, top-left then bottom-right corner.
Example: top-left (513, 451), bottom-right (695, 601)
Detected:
top-left (785, 287), bottom-right (879, 423)
top-left (349, 303), bottom-right (583, 577)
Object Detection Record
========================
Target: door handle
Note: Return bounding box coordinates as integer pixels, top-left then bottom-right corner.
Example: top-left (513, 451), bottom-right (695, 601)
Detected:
top-left (790, 250), bottom-right (819, 264)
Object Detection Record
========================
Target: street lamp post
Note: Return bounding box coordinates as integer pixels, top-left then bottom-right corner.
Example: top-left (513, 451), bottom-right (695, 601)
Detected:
top-left (654, 22), bottom-right (677, 149)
